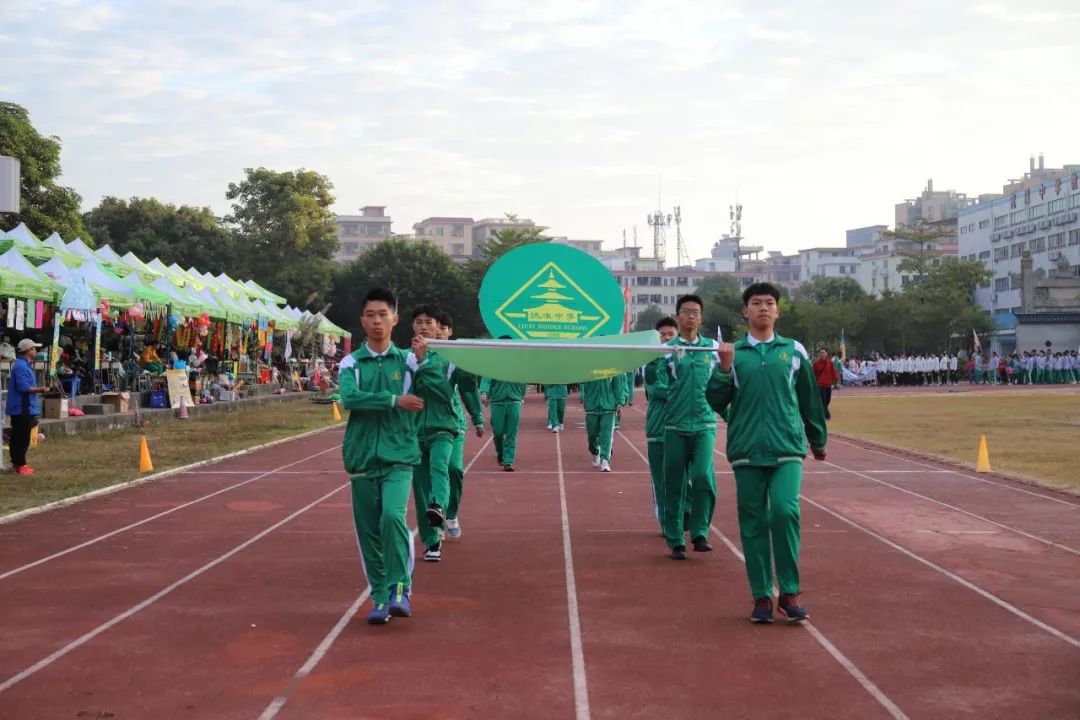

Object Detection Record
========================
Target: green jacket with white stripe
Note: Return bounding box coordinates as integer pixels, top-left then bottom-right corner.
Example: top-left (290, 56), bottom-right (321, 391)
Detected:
top-left (649, 335), bottom-right (720, 434)
top-left (411, 349), bottom-right (480, 437)
top-left (338, 343), bottom-right (420, 476)
top-left (581, 377), bottom-right (620, 413)
top-left (705, 333), bottom-right (827, 468)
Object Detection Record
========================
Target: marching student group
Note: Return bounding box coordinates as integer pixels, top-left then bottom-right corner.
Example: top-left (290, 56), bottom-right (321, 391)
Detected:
top-left (339, 283), bottom-right (828, 626)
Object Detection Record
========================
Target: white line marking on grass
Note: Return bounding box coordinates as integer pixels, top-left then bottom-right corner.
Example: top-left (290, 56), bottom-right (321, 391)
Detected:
top-left (0, 424), bottom-right (345, 526)
top-left (556, 432), bottom-right (592, 720)
top-left (618, 432), bottom-right (910, 720)
top-left (0, 483), bottom-right (349, 695)
top-left (0, 444), bottom-right (343, 582)
top-left (257, 438), bottom-right (495, 720)
top-left (801, 494), bottom-right (1080, 650)
top-left (830, 437), bottom-right (1080, 509)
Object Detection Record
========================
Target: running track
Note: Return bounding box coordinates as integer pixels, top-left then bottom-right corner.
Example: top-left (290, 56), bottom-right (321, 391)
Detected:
top-left (1, 391), bottom-right (1078, 719)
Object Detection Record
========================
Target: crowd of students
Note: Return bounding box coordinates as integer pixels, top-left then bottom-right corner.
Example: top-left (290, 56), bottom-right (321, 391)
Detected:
top-left (823, 350), bottom-right (1080, 387)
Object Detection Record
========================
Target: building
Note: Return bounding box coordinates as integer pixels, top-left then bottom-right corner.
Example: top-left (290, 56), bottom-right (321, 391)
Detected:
top-left (798, 247), bottom-right (859, 282)
top-left (895, 179), bottom-right (972, 227)
top-left (957, 159), bottom-right (1080, 351)
top-left (762, 252), bottom-right (801, 290)
top-left (471, 217), bottom-right (543, 259)
top-left (413, 217), bottom-right (474, 261)
top-left (855, 236), bottom-right (959, 297)
top-left (614, 267), bottom-right (764, 328)
top-left (551, 237), bottom-right (604, 256)
top-left (1013, 250), bottom-right (1080, 351)
top-left (334, 206), bottom-right (392, 262)
top-left (846, 225), bottom-right (887, 249)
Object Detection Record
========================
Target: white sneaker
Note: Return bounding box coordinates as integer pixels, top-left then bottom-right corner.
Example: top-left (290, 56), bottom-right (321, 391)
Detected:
top-left (600, 460), bottom-right (611, 472)
top-left (446, 518), bottom-right (461, 539)
top-left (557, 425), bottom-right (564, 432)
top-left (592, 454), bottom-right (601, 468)
top-left (546, 424), bottom-right (553, 431)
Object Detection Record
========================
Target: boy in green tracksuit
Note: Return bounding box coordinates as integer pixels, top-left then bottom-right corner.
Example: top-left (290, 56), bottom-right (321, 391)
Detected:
top-left (408, 305), bottom-right (480, 562)
top-left (437, 313), bottom-right (485, 540)
top-left (339, 288), bottom-right (424, 625)
top-left (480, 349), bottom-right (526, 472)
top-left (651, 294), bottom-right (720, 560)
top-left (644, 316), bottom-right (678, 525)
top-left (544, 383), bottom-right (568, 432)
top-left (581, 376), bottom-right (621, 472)
top-left (614, 371), bottom-right (633, 429)
top-left (706, 282), bottom-right (827, 624)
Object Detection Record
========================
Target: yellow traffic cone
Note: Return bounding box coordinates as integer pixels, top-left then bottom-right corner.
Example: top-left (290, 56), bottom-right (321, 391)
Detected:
top-left (332, 402), bottom-right (342, 422)
top-left (30, 430), bottom-right (39, 449)
top-left (976, 434), bottom-right (991, 473)
top-left (139, 436), bottom-right (154, 473)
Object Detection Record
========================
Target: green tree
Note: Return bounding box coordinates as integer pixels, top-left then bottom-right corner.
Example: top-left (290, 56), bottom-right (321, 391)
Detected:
top-left (695, 275), bottom-right (746, 340)
top-left (895, 256), bottom-right (994, 352)
top-left (83, 196), bottom-right (234, 270)
top-left (634, 304), bottom-right (666, 332)
top-left (881, 220), bottom-right (957, 284)
top-left (796, 276), bottom-right (867, 305)
top-left (225, 167), bottom-right (339, 306)
top-left (328, 239), bottom-right (482, 346)
top-left (0, 102), bottom-right (86, 240)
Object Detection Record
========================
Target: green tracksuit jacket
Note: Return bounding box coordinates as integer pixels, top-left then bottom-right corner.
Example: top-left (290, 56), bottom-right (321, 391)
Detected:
top-left (581, 377), bottom-right (620, 413)
top-left (411, 349), bottom-right (479, 437)
top-left (338, 344), bottom-right (420, 475)
top-left (543, 384), bottom-right (568, 400)
top-left (643, 357), bottom-right (668, 442)
top-left (479, 378), bottom-right (527, 403)
top-left (705, 333), bottom-right (828, 466)
top-left (651, 335), bottom-right (720, 433)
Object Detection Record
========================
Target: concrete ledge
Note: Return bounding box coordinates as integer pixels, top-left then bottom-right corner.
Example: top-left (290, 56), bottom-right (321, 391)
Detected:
top-left (38, 391), bottom-right (320, 437)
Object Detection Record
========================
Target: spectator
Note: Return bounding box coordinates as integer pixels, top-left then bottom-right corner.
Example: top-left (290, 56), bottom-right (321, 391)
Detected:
top-left (7, 339), bottom-right (47, 475)
top-left (812, 348), bottom-right (840, 420)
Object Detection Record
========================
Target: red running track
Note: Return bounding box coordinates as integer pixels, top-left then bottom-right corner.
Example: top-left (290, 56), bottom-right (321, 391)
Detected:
top-left (0, 391), bottom-right (1078, 719)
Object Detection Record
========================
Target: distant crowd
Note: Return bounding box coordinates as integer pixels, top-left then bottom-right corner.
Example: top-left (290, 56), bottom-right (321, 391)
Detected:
top-left (822, 349), bottom-right (1080, 387)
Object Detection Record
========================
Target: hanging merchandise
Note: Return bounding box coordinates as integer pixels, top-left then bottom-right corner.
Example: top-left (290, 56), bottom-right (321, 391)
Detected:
top-left (283, 329), bottom-right (293, 361)
top-left (25, 299), bottom-right (35, 328)
top-left (128, 302), bottom-right (145, 321)
top-left (15, 300), bottom-right (25, 330)
top-left (35, 300), bottom-right (45, 329)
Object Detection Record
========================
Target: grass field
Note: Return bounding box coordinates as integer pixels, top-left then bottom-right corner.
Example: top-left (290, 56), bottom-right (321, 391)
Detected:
top-left (0, 400), bottom-right (340, 517)
top-left (829, 391), bottom-right (1080, 491)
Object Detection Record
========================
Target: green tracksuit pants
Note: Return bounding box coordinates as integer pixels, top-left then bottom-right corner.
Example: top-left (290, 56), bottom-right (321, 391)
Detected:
top-left (586, 411), bottom-right (616, 461)
top-left (648, 440), bottom-right (665, 523)
top-left (661, 429), bottom-right (716, 547)
top-left (734, 463), bottom-right (802, 600)
top-left (350, 468), bottom-right (414, 605)
top-left (491, 402), bottom-right (522, 465)
top-left (547, 399), bottom-right (566, 428)
top-left (447, 430), bottom-right (466, 520)
top-left (413, 432), bottom-right (454, 548)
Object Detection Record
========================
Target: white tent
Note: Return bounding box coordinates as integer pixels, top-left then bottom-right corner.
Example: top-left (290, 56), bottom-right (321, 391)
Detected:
top-left (4, 222), bottom-right (41, 247)
top-left (37, 256), bottom-right (73, 284)
top-left (65, 237), bottom-right (99, 262)
top-left (0, 246), bottom-right (50, 280)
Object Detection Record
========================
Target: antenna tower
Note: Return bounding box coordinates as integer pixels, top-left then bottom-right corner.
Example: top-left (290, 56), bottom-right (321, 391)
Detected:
top-left (647, 208), bottom-right (672, 267)
top-left (729, 202), bottom-right (743, 271)
top-left (673, 206), bottom-right (691, 267)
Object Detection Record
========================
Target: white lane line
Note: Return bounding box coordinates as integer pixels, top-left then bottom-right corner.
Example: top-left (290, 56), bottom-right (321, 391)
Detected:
top-left (830, 437), bottom-right (1080, 509)
top-left (801, 494), bottom-right (1080, 650)
top-left (556, 432), bottom-right (592, 720)
top-left (257, 438), bottom-right (494, 720)
top-left (0, 444), bottom-right (343, 582)
top-left (0, 424), bottom-right (345, 525)
top-left (0, 483), bottom-right (349, 695)
top-left (617, 432), bottom-right (910, 720)
top-left (822, 461), bottom-right (1080, 556)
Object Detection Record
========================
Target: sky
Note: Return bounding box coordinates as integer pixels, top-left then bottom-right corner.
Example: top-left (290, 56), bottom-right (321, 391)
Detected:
top-left (2, 0), bottom-right (1079, 263)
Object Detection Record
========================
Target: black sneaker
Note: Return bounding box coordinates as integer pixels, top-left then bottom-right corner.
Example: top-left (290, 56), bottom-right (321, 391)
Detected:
top-left (423, 543), bottom-right (442, 562)
top-left (425, 503), bottom-right (446, 529)
top-left (691, 536), bottom-right (712, 552)
top-left (778, 593), bottom-right (809, 622)
top-left (751, 597), bottom-right (774, 624)
top-left (671, 545), bottom-right (688, 560)
top-left (503, 464), bottom-right (515, 472)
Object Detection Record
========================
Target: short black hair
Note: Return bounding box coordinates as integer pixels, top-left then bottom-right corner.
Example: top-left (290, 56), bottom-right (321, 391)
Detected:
top-left (742, 282), bottom-right (781, 306)
top-left (675, 294), bottom-right (703, 313)
top-left (439, 312), bottom-right (454, 329)
top-left (818, 347), bottom-right (830, 354)
top-left (411, 303), bottom-right (442, 322)
top-left (655, 316), bottom-right (677, 331)
top-left (362, 287), bottom-right (397, 312)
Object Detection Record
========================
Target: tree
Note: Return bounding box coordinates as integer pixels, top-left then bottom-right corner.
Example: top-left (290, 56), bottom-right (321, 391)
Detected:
top-left (0, 102), bottom-right (86, 240)
top-left (695, 275), bottom-right (746, 340)
top-left (634, 305), bottom-right (666, 332)
top-left (328, 239), bottom-right (482, 346)
top-left (796, 276), bottom-right (867, 305)
top-left (225, 167), bottom-right (339, 307)
top-left (881, 220), bottom-right (957, 284)
top-left (83, 196), bottom-right (234, 270)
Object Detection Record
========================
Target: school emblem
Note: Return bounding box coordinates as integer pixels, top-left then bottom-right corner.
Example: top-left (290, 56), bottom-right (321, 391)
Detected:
top-left (391, 371), bottom-right (402, 381)
top-left (479, 244), bottom-right (624, 340)
top-left (779, 352), bottom-right (790, 361)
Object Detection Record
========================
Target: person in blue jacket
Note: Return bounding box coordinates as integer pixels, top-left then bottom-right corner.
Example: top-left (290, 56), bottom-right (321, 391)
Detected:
top-left (7, 339), bottom-right (47, 475)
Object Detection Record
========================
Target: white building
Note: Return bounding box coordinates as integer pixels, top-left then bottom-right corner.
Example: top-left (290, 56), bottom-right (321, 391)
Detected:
top-left (613, 268), bottom-right (763, 328)
top-left (958, 160), bottom-right (1080, 350)
top-left (334, 206), bottom-right (392, 262)
top-left (413, 216), bottom-right (474, 261)
top-left (856, 238), bottom-right (959, 297)
top-left (798, 247), bottom-right (859, 282)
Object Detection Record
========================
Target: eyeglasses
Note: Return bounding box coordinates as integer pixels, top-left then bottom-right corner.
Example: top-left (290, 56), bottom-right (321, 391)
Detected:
top-left (678, 309), bottom-right (701, 317)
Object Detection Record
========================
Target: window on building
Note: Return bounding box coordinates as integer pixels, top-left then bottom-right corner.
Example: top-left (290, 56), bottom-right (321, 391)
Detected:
top-left (342, 242), bottom-right (359, 254)
top-left (435, 226), bottom-right (444, 236)
top-left (979, 219), bottom-right (991, 229)
top-left (1069, 229), bottom-right (1080, 246)
top-left (1030, 204), bottom-right (1046, 218)
top-left (1010, 275), bottom-right (1022, 290)
top-left (839, 265), bottom-right (847, 274)
top-left (978, 250), bottom-right (991, 260)
top-left (452, 224), bottom-right (464, 237)
top-left (1010, 242), bottom-right (1024, 258)
top-left (1049, 232), bottom-right (1066, 249)
top-left (676, 276), bottom-right (689, 286)
top-left (636, 294), bottom-right (649, 304)
top-left (1071, 193), bottom-right (1080, 208)
top-left (649, 294), bottom-right (662, 304)
top-left (993, 247), bottom-right (1009, 261)
top-left (452, 243), bottom-right (465, 255)
top-left (366, 224), bottom-right (382, 236)
top-left (1049, 197), bottom-right (1068, 214)
top-left (650, 276), bottom-right (663, 286)
top-left (1030, 237), bottom-right (1047, 253)
top-left (994, 277), bottom-right (1010, 292)
top-left (901, 275), bottom-right (911, 286)
top-left (1010, 209), bottom-right (1026, 225)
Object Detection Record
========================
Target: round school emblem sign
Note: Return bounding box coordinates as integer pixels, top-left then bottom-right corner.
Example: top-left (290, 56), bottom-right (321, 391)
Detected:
top-left (479, 243), bottom-right (625, 340)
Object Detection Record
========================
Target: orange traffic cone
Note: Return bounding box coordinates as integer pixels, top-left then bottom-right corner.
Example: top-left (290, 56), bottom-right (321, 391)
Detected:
top-left (976, 434), bottom-right (991, 473)
top-left (139, 436), bottom-right (154, 472)
top-left (332, 402), bottom-right (342, 422)
top-left (30, 430), bottom-right (39, 449)
top-left (178, 395), bottom-right (189, 420)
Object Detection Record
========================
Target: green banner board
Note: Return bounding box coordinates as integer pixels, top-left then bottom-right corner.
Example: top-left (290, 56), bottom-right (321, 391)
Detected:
top-left (479, 243), bottom-right (625, 340)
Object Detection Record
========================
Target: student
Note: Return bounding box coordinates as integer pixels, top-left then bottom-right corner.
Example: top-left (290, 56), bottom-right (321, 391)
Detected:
top-left (948, 352), bottom-right (959, 385)
top-left (644, 317), bottom-right (678, 526)
top-left (544, 383), bottom-right (568, 432)
top-left (437, 314), bottom-right (485, 540)
top-left (812, 348), bottom-right (839, 420)
top-left (705, 282), bottom-right (827, 624)
top-left (581, 375), bottom-right (621, 472)
top-left (480, 340), bottom-right (527, 472)
top-left (651, 294), bottom-right (720, 560)
top-left (409, 305), bottom-right (480, 563)
top-left (7, 339), bottom-right (47, 475)
top-left (338, 288), bottom-right (424, 625)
